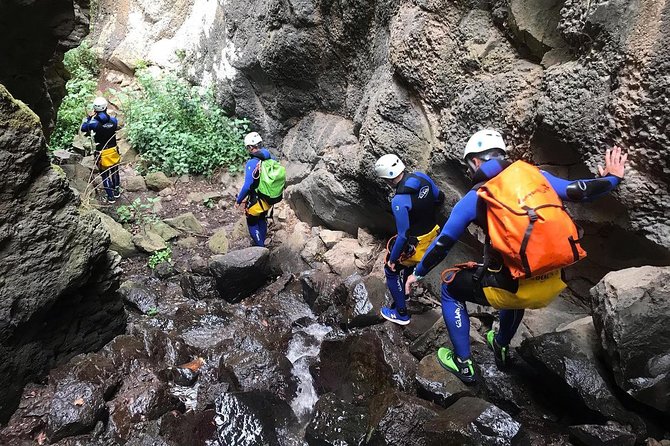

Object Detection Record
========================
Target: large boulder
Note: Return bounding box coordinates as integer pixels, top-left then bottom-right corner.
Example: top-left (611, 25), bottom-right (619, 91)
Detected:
top-left (518, 327), bottom-right (644, 435)
top-left (47, 380), bottom-right (106, 442)
top-left (209, 247), bottom-right (271, 303)
top-left (305, 393), bottom-right (369, 445)
top-left (416, 355), bottom-right (473, 408)
top-left (92, 210), bottom-right (138, 258)
top-left (0, 86), bottom-right (124, 422)
top-left (591, 266), bottom-right (670, 414)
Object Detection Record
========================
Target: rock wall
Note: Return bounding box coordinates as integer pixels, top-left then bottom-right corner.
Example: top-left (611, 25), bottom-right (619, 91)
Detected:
top-left (90, 0), bottom-right (670, 250)
top-left (0, 0), bottom-right (90, 136)
top-left (0, 0), bottom-right (125, 421)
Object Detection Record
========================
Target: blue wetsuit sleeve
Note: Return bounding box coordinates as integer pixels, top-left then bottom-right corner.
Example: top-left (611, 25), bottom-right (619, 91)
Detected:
top-left (81, 117), bottom-right (95, 133)
top-left (236, 159), bottom-right (259, 204)
top-left (389, 194), bottom-right (412, 263)
top-left (415, 190), bottom-right (479, 277)
top-left (542, 171), bottom-right (620, 202)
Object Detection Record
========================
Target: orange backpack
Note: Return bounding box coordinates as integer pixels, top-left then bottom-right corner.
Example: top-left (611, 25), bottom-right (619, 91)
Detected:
top-left (477, 161), bottom-right (586, 279)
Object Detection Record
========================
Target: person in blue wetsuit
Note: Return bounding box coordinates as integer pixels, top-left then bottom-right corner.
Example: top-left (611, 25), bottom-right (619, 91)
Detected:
top-left (404, 129), bottom-right (627, 383)
top-left (236, 132), bottom-right (275, 247)
top-left (81, 96), bottom-right (121, 203)
top-left (374, 154), bottom-right (444, 325)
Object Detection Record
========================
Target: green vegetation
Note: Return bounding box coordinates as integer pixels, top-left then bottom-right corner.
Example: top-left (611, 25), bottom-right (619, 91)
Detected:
top-left (50, 42), bottom-right (99, 152)
top-left (116, 197), bottom-right (160, 224)
top-left (146, 307), bottom-right (159, 317)
top-left (203, 197), bottom-right (216, 209)
top-left (148, 246), bottom-right (172, 269)
top-left (120, 69), bottom-right (249, 176)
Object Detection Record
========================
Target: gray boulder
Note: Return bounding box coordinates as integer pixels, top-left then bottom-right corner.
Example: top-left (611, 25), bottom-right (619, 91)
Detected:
top-left (342, 274), bottom-right (385, 328)
top-left (132, 230), bottom-right (167, 253)
top-left (591, 266), bottom-right (670, 414)
top-left (144, 172), bottom-right (172, 191)
top-left (209, 247), bottom-right (271, 303)
top-left (118, 280), bottom-right (159, 314)
top-left (92, 210), bottom-right (137, 258)
top-left (165, 212), bottom-right (204, 234)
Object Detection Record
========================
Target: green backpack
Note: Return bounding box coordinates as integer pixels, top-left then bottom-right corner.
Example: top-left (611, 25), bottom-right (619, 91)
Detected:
top-left (255, 159), bottom-right (286, 204)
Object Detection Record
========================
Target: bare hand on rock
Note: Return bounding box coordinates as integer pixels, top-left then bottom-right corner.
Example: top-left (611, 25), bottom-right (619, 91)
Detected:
top-left (598, 145), bottom-right (627, 179)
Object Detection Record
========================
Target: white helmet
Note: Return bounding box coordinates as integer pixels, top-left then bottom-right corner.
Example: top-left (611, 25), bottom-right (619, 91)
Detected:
top-left (463, 129), bottom-right (507, 159)
top-left (244, 132), bottom-right (263, 147)
top-left (93, 97), bottom-right (108, 112)
top-left (374, 154), bottom-right (406, 179)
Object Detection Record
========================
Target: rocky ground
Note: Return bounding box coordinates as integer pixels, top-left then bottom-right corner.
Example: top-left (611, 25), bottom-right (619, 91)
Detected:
top-left (1, 144), bottom-right (669, 445)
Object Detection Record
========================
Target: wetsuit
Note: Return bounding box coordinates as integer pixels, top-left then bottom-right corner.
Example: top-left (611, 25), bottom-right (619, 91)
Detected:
top-left (386, 172), bottom-right (444, 315)
top-left (236, 148), bottom-right (275, 247)
top-left (81, 112), bottom-right (120, 200)
top-left (414, 159), bottom-right (621, 359)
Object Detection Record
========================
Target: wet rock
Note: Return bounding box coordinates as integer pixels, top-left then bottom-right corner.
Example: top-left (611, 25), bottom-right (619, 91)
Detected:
top-left (47, 380), bottom-right (105, 442)
top-left (50, 353), bottom-right (122, 402)
top-left (157, 409), bottom-right (217, 445)
top-left (305, 393), bottom-right (369, 446)
top-left (268, 221), bottom-right (311, 274)
top-left (300, 235), bottom-right (327, 266)
top-left (312, 331), bottom-right (395, 402)
top-left (367, 390), bottom-right (443, 445)
top-left (107, 368), bottom-right (181, 443)
top-left (165, 212), bottom-right (204, 234)
top-left (209, 247), bottom-right (271, 303)
top-left (299, 269), bottom-right (347, 315)
top-left (372, 324), bottom-right (418, 394)
top-left (207, 228), bottom-right (229, 255)
top-left (132, 230), bottom-right (167, 253)
top-left (144, 172), bottom-right (172, 191)
top-left (424, 397), bottom-right (524, 446)
top-left (343, 274), bottom-right (385, 328)
top-left (118, 280), bottom-right (159, 314)
top-left (416, 355), bottom-right (473, 407)
top-left (92, 210), bottom-right (137, 258)
top-left (123, 175), bottom-right (147, 192)
top-left (410, 317), bottom-right (484, 360)
top-left (218, 335), bottom-right (297, 402)
top-left (145, 221), bottom-right (180, 242)
top-left (568, 423), bottom-right (636, 446)
top-left (214, 391), bottom-right (298, 446)
top-left (404, 308), bottom-right (442, 342)
top-left (591, 266), bottom-right (670, 414)
top-left (518, 328), bottom-right (644, 433)
top-left (180, 274), bottom-right (218, 300)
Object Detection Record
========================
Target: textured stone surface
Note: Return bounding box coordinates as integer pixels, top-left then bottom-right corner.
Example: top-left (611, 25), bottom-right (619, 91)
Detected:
top-left (209, 247), bottom-right (271, 303)
top-left (92, 209), bottom-right (138, 258)
top-left (591, 266), bottom-right (670, 414)
top-left (89, 0), bottom-right (670, 254)
top-left (0, 86), bottom-right (124, 422)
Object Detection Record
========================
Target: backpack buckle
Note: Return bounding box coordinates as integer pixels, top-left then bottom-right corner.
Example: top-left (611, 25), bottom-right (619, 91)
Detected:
top-left (526, 208), bottom-right (538, 222)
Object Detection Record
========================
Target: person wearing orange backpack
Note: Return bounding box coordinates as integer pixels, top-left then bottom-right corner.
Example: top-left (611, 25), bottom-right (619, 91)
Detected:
top-left (404, 129), bottom-right (627, 383)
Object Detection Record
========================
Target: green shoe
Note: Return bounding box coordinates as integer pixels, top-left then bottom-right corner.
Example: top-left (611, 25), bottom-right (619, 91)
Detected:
top-left (436, 347), bottom-right (476, 384)
top-left (486, 330), bottom-right (509, 371)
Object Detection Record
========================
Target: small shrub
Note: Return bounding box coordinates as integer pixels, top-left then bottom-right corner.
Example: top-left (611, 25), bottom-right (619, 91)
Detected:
top-left (203, 197), bottom-right (216, 209)
top-left (116, 197), bottom-right (159, 225)
top-left (148, 246), bottom-right (172, 269)
top-left (146, 307), bottom-right (159, 317)
top-left (50, 42), bottom-right (100, 152)
top-left (121, 69), bottom-right (249, 176)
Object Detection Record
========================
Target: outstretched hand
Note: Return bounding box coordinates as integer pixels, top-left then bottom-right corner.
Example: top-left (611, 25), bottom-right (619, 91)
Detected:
top-left (405, 274), bottom-right (418, 296)
top-left (598, 145), bottom-right (627, 179)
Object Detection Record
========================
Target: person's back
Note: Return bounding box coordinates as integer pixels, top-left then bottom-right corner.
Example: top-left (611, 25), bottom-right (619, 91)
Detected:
top-left (405, 129), bottom-right (626, 383)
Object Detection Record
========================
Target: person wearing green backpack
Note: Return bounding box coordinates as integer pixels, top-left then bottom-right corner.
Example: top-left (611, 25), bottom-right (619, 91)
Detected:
top-left (236, 132), bottom-right (286, 246)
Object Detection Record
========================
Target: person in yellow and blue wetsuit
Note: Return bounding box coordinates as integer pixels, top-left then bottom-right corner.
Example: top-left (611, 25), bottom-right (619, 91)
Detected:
top-left (374, 154), bottom-right (444, 325)
top-left (236, 132), bottom-right (275, 247)
top-left (405, 129), bottom-right (627, 383)
top-left (81, 96), bottom-right (121, 203)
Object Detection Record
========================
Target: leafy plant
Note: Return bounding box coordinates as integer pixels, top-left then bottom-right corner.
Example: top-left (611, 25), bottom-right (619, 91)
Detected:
top-left (116, 197), bottom-right (160, 224)
top-left (120, 69), bottom-right (249, 176)
top-left (49, 41), bottom-right (100, 152)
top-left (203, 197), bottom-right (216, 209)
top-left (148, 246), bottom-right (172, 269)
top-left (146, 307), bottom-right (159, 317)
